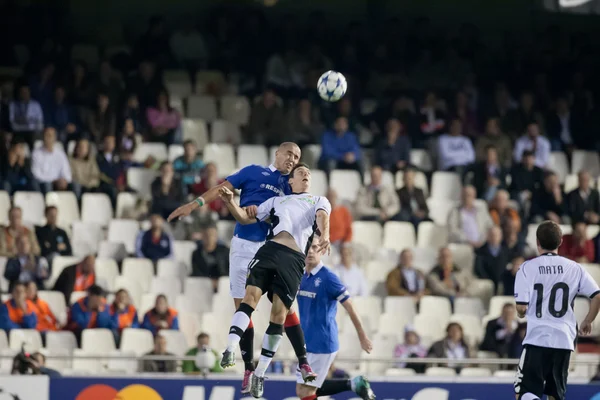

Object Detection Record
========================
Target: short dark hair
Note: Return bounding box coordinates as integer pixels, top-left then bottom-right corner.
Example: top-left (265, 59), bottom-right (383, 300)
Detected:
top-left (523, 150), bottom-right (535, 158)
top-left (11, 281), bottom-right (26, 292)
top-left (536, 221), bottom-right (562, 251)
top-left (87, 284), bottom-right (104, 297)
top-left (45, 205), bottom-right (57, 214)
top-left (290, 162), bottom-right (310, 178)
top-left (484, 144), bottom-right (497, 152)
top-left (197, 332), bottom-right (209, 341)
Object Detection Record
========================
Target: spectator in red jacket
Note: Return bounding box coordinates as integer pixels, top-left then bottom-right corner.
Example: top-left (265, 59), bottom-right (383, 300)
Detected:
top-left (558, 222), bottom-right (594, 263)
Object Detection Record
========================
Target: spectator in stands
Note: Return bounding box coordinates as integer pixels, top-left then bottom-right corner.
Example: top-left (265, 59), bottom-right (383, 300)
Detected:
top-left (0, 206), bottom-right (41, 257)
top-left (246, 87), bottom-right (286, 147)
top-left (567, 170), bottom-right (600, 225)
top-left (448, 185), bottom-right (494, 247)
top-left (151, 162), bottom-right (186, 220)
top-left (475, 226), bottom-right (510, 293)
top-left (127, 61), bottom-right (162, 112)
top-left (170, 21), bottom-right (209, 69)
top-left (18, 352), bottom-right (61, 377)
top-left (93, 61), bottom-right (123, 108)
top-left (67, 61), bottom-right (92, 108)
top-left (489, 190), bottom-right (521, 232)
top-left (531, 172), bottom-right (570, 224)
top-left (428, 322), bottom-right (471, 372)
top-left (36, 206), bottom-right (72, 264)
top-left (173, 140), bottom-right (204, 187)
top-left (1, 141), bottom-right (38, 194)
top-left (123, 94), bottom-right (143, 134)
top-left (503, 219), bottom-right (527, 260)
top-left (4, 235), bottom-right (49, 290)
top-left (480, 303), bottom-right (518, 358)
top-left (318, 116), bottom-right (363, 175)
top-left (31, 127), bottom-right (72, 194)
top-left (53, 255), bottom-right (97, 304)
top-left (475, 118), bottom-right (512, 167)
top-left (140, 334), bottom-right (177, 373)
top-left (396, 168), bottom-right (430, 228)
top-left (427, 247), bottom-right (470, 300)
top-left (385, 249), bottom-right (427, 300)
top-left (355, 166), bottom-right (400, 222)
top-left (146, 90), bottom-right (182, 146)
top-left (96, 135), bottom-right (120, 197)
top-left (418, 90), bottom-right (446, 143)
top-left (509, 150), bottom-right (543, 213)
top-left (287, 98), bottom-right (324, 147)
top-left (110, 289), bottom-right (139, 333)
top-left (67, 285), bottom-right (114, 341)
top-left (503, 255), bottom-right (525, 296)
top-left (0, 282), bottom-right (37, 332)
top-left (45, 85), bottom-right (79, 145)
top-left (437, 117), bottom-right (475, 173)
top-left (546, 97), bottom-right (583, 152)
top-left (191, 224), bottom-right (229, 290)
top-left (393, 326), bottom-right (427, 373)
top-left (513, 122), bottom-right (551, 168)
top-left (85, 92), bottom-right (116, 145)
top-left (69, 138), bottom-right (101, 198)
top-left (29, 61), bottom-right (55, 112)
top-left (559, 221), bottom-right (594, 262)
top-left (328, 188), bottom-right (353, 247)
top-left (504, 91), bottom-right (540, 140)
top-left (136, 215), bottom-right (174, 262)
top-left (333, 246), bottom-right (368, 297)
top-left (9, 83), bottom-right (44, 148)
top-left (141, 294), bottom-right (179, 335)
top-left (119, 118), bottom-right (140, 154)
top-left (374, 118), bottom-right (411, 174)
top-left (508, 322), bottom-right (527, 359)
top-left (182, 332), bottom-right (224, 373)
top-left (453, 91), bottom-right (479, 138)
top-left (470, 145), bottom-right (508, 202)
top-left (26, 281), bottom-right (59, 332)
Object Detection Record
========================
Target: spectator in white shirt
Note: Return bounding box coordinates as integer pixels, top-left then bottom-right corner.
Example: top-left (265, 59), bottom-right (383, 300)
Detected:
top-left (9, 83), bottom-right (44, 148)
top-left (31, 127), bottom-right (72, 194)
top-left (437, 118), bottom-right (475, 173)
top-left (513, 122), bottom-right (551, 168)
top-left (333, 246), bottom-right (368, 297)
top-left (447, 185), bottom-right (494, 248)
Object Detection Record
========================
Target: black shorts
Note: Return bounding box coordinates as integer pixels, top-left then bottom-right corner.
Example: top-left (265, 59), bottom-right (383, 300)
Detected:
top-left (514, 344), bottom-right (571, 400)
top-left (245, 241), bottom-right (305, 309)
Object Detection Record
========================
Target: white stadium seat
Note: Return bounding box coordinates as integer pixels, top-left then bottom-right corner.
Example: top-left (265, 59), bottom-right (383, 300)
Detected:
top-left (489, 296), bottom-right (516, 318)
top-left (98, 241), bottom-right (128, 261)
top-left (414, 313), bottom-right (446, 342)
top-left (221, 95), bottom-right (251, 125)
top-left (549, 151), bottom-right (569, 183)
top-left (127, 168), bottom-right (159, 199)
top-left (211, 120), bottom-right (242, 145)
top-left (395, 170), bottom-right (429, 195)
top-left (133, 142), bottom-right (168, 163)
top-left (69, 291), bottom-right (87, 305)
top-left (182, 119), bottom-right (209, 150)
top-left (450, 314), bottom-right (483, 346)
top-left (426, 198), bottom-right (457, 226)
top-left (178, 311), bottom-right (202, 348)
top-left (460, 367), bottom-right (491, 377)
top-left (386, 368), bottom-right (417, 376)
top-left (115, 192), bottom-right (139, 219)
top-left (71, 221), bottom-right (104, 257)
top-left (81, 328), bottom-right (116, 353)
top-left (383, 221), bottom-right (416, 251)
top-left (47, 256), bottom-right (81, 288)
top-left (351, 221), bottom-right (383, 252)
top-left (122, 258), bottom-right (154, 292)
top-left (410, 247), bottom-right (438, 274)
top-left (360, 334), bottom-right (398, 375)
top-left (417, 221), bottom-right (448, 249)
top-left (45, 191), bottom-right (80, 228)
top-left (168, 144), bottom-right (185, 162)
top-left (572, 150), bottom-right (600, 176)
top-left (0, 330), bottom-right (7, 350)
top-left (81, 193), bottom-right (113, 226)
top-left (13, 191), bottom-right (45, 225)
top-left (0, 191), bottom-right (10, 226)
top-left (175, 293), bottom-right (212, 315)
top-left (107, 219), bottom-right (140, 254)
top-left (430, 171), bottom-right (462, 201)
top-left (203, 143), bottom-right (236, 177)
top-left (46, 331), bottom-right (77, 354)
top-left (364, 170), bottom-right (394, 187)
top-left (174, 240), bottom-right (198, 271)
top-left (71, 349), bottom-right (103, 373)
top-left (301, 145), bottom-right (322, 168)
top-left (563, 174), bottom-right (580, 193)
top-left (149, 276), bottom-right (182, 304)
top-left (156, 258), bottom-right (184, 278)
top-left (454, 297), bottom-right (485, 318)
top-left (425, 367), bottom-right (457, 377)
top-left (583, 263), bottom-right (600, 286)
top-left (158, 329), bottom-right (188, 356)
top-left (310, 170), bottom-right (328, 197)
top-left (9, 329), bottom-right (42, 352)
top-left (365, 260), bottom-right (395, 284)
top-left (420, 296), bottom-right (452, 320)
top-left (237, 145), bottom-right (268, 168)
top-left (94, 259), bottom-right (119, 292)
top-left (216, 221), bottom-right (235, 242)
top-left (139, 293), bottom-right (157, 317)
top-left (330, 170), bottom-right (362, 203)
top-left (351, 296), bottom-right (382, 331)
top-left (384, 296), bottom-right (417, 319)
top-left (0, 257), bottom-right (8, 292)
top-left (448, 243), bottom-right (475, 273)
top-left (187, 95), bottom-right (218, 121)
top-left (120, 328), bottom-right (154, 356)
top-left (269, 146), bottom-right (278, 164)
top-left (410, 149), bottom-right (433, 171)
top-left (184, 277), bottom-right (214, 309)
top-left (38, 290), bottom-right (68, 325)
top-left (113, 276), bottom-right (143, 308)
top-left (377, 312), bottom-right (414, 335)
top-left (107, 350), bottom-right (137, 373)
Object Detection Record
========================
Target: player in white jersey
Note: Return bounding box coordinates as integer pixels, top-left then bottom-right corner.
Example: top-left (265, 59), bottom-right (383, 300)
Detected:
top-left (218, 163), bottom-right (331, 398)
top-left (514, 221), bottom-right (600, 400)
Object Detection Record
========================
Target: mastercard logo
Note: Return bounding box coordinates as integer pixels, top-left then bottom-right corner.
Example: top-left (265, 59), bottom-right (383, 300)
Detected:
top-left (75, 384), bottom-right (163, 400)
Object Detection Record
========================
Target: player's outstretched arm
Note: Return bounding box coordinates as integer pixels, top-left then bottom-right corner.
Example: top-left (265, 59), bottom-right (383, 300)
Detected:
top-left (315, 210), bottom-right (331, 254)
top-left (341, 299), bottom-right (372, 354)
top-left (167, 181), bottom-right (235, 222)
top-left (581, 295), bottom-right (600, 335)
top-left (218, 186), bottom-right (255, 225)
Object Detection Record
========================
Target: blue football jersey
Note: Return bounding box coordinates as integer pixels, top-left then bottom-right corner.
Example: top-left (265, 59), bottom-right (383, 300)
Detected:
top-left (226, 164), bottom-right (291, 242)
top-left (297, 263), bottom-right (350, 354)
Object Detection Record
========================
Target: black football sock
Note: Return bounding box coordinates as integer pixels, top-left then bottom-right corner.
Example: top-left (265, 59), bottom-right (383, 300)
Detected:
top-left (316, 379), bottom-right (351, 396)
top-left (239, 325), bottom-right (255, 371)
top-left (284, 318), bottom-right (308, 366)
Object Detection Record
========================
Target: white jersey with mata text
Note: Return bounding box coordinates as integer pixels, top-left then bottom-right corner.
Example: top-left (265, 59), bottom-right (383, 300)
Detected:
top-left (255, 193), bottom-right (331, 254)
top-left (514, 253), bottom-right (600, 350)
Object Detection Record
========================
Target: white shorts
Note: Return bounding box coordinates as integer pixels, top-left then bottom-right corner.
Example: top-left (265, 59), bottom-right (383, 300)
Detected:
top-left (229, 236), bottom-right (264, 299)
top-left (295, 352), bottom-right (338, 388)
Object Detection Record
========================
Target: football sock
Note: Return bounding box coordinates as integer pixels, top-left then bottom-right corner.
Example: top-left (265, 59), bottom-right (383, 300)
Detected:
top-left (316, 380), bottom-right (351, 396)
top-left (239, 319), bottom-right (255, 371)
top-left (520, 394), bottom-right (540, 400)
top-left (254, 322), bottom-right (284, 378)
top-left (284, 312), bottom-right (308, 366)
top-left (226, 303), bottom-right (254, 352)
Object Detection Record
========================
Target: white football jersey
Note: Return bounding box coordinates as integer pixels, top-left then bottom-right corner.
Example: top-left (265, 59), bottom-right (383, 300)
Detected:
top-left (514, 253), bottom-right (600, 350)
top-left (256, 193), bottom-right (331, 254)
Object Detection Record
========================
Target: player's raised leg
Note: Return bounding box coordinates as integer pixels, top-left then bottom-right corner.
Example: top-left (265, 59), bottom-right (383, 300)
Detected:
top-left (284, 307), bottom-right (317, 382)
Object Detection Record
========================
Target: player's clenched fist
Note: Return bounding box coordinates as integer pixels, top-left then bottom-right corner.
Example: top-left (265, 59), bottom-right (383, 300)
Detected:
top-left (219, 186), bottom-right (234, 203)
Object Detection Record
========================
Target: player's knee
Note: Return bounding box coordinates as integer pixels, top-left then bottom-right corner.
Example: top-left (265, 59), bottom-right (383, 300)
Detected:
top-left (243, 286), bottom-right (262, 307)
top-left (296, 383), bottom-right (316, 398)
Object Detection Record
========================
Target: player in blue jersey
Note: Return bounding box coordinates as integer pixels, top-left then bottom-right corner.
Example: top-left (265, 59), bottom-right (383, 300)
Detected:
top-left (296, 238), bottom-right (376, 400)
top-left (167, 142), bottom-right (316, 392)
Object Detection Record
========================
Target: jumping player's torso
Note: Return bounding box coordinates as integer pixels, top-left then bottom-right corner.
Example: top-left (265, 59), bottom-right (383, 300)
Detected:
top-left (297, 263), bottom-right (350, 354)
top-left (226, 164), bottom-right (291, 242)
top-left (515, 253), bottom-right (600, 351)
top-left (256, 193), bottom-right (331, 254)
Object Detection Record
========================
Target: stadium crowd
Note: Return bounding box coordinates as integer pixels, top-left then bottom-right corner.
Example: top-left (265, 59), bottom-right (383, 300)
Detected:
top-left (0, 3), bottom-right (600, 377)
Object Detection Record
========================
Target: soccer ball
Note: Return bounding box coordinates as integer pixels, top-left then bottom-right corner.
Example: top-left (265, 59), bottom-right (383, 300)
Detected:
top-left (317, 70), bottom-right (347, 102)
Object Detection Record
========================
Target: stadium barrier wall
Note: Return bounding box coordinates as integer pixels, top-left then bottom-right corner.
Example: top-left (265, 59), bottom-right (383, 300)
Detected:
top-left (46, 375), bottom-right (600, 400)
